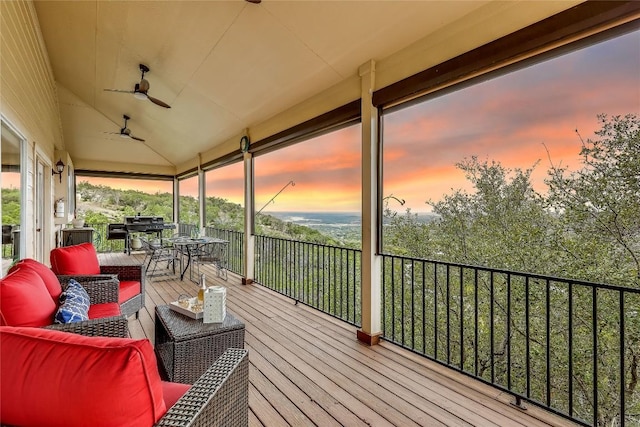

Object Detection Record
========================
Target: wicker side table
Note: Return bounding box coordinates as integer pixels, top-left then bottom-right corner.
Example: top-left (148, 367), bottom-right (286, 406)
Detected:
top-left (154, 304), bottom-right (245, 384)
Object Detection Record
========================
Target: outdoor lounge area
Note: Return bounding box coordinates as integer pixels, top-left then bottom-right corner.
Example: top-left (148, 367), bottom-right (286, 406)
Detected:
top-left (1, 1), bottom-right (638, 425)
top-left (98, 250), bottom-right (577, 426)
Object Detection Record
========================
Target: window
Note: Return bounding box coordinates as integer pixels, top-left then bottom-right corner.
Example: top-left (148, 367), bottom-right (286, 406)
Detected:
top-left (381, 29), bottom-right (640, 284)
top-left (75, 176), bottom-right (174, 223)
top-left (1, 121), bottom-right (24, 266)
top-left (204, 161), bottom-right (244, 231)
top-left (178, 174), bottom-right (198, 226)
top-left (254, 123), bottom-right (362, 247)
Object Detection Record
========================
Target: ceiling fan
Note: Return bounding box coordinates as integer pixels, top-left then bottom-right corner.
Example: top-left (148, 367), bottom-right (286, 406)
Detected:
top-left (104, 64), bottom-right (171, 109)
top-left (106, 115), bottom-right (145, 142)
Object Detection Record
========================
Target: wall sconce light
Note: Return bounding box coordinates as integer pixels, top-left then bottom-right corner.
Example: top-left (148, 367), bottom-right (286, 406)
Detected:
top-left (52, 159), bottom-right (65, 183)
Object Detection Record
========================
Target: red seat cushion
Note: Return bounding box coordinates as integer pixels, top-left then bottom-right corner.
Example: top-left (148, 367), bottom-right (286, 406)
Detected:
top-left (0, 268), bottom-right (56, 327)
top-left (0, 326), bottom-right (167, 427)
top-left (162, 381), bottom-right (191, 410)
top-left (88, 302), bottom-right (121, 319)
top-left (9, 258), bottom-right (63, 301)
top-left (119, 280), bottom-right (141, 303)
top-left (50, 243), bottom-right (101, 275)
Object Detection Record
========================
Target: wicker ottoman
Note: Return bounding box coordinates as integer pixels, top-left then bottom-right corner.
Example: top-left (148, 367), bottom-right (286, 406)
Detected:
top-left (154, 304), bottom-right (245, 384)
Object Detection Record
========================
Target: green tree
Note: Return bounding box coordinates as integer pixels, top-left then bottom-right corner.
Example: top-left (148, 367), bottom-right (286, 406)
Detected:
top-left (545, 114), bottom-right (640, 425)
top-left (546, 113), bottom-right (640, 287)
top-left (428, 157), bottom-right (555, 271)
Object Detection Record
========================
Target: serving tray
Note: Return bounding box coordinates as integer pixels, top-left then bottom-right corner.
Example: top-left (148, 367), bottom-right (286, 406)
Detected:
top-left (169, 297), bottom-right (203, 319)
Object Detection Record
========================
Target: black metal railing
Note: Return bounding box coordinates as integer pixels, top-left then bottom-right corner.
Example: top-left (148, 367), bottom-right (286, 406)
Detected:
top-left (178, 223), bottom-right (197, 237)
top-left (87, 222), bottom-right (178, 253)
top-left (381, 254), bottom-right (640, 427)
top-left (204, 227), bottom-right (244, 276)
top-left (254, 235), bottom-right (362, 326)
top-left (87, 220), bottom-right (638, 425)
top-left (86, 222), bottom-right (123, 253)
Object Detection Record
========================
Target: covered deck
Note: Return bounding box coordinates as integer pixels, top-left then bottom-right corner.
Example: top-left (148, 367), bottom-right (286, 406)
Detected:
top-left (101, 251), bottom-right (577, 427)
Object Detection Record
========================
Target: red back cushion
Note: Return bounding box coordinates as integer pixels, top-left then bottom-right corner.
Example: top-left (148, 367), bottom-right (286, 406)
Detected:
top-left (0, 326), bottom-right (167, 427)
top-left (50, 243), bottom-right (101, 275)
top-left (0, 268), bottom-right (56, 327)
top-left (9, 258), bottom-right (63, 301)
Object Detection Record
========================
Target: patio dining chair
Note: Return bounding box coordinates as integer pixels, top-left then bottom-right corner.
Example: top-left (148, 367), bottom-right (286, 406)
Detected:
top-left (191, 240), bottom-right (228, 281)
top-left (140, 236), bottom-right (177, 277)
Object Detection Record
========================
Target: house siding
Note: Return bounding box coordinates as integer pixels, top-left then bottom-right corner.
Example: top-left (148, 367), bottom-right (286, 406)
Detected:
top-left (1, 0), bottom-right (64, 261)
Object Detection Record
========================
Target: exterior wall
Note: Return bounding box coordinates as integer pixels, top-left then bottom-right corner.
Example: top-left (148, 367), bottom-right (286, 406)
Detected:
top-left (1, 0), bottom-right (65, 262)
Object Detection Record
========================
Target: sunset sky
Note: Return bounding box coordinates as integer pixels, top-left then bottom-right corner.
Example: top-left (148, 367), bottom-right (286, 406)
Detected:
top-left (4, 30), bottom-right (639, 215)
top-left (207, 29), bottom-right (640, 213)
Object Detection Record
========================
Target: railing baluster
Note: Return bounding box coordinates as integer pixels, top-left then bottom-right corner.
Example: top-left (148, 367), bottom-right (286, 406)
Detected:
top-left (525, 276), bottom-right (530, 399)
top-left (434, 263), bottom-right (438, 359)
top-left (490, 271), bottom-right (495, 383)
top-left (352, 250), bottom-right (356, 324)
top-left (346, 250), bottom-right (350, 322)
top-left (474, 269), bottom-right (479, 377)
top-left (546, 279), bottom-right (551, 408)
top-left (620, 290), bottom-right (625, 427)
top-left (446, 264), bottom-right (451, 365)
top-left (340, 248), bottom-right (344, 319)
top-left (422, 261), bottom-right (426, 355)
top-left (460, 267), bottom-right (464, 371)
top-left (507, 273), bottom-right (511, 391)
top-left (392, 256), bottom-right (396, 342)
top-left (401, 258), bottom-right (406, 346)
top-left (411, 260), bottom-right (415, 350)
top-left (593, 286), bottom-right (598, 427)
top-left (382, 256), bottom-right (387, 335)
top-left (568, 281), bottom-right (573, 418)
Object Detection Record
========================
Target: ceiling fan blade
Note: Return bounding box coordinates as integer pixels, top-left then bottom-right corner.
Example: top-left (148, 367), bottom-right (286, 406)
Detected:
top-left (104, 88), bottom-right (135, 94)
top-left (130, 135), bottom-right (146, 142)
top-left (147, 95), bottom-right (171, 109)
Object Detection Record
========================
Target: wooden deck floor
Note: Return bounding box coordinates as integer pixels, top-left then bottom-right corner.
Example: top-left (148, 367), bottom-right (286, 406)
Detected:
top-left (100, 251), bottom-right (578, 427)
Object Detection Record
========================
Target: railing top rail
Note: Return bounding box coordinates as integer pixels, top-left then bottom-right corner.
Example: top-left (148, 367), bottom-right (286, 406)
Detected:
top-left (381, 252), bottom-right (640, 294)
top-left (204, 226), bottom-right (243, 233)
top-left (255, 233), bottom-right (362, 252)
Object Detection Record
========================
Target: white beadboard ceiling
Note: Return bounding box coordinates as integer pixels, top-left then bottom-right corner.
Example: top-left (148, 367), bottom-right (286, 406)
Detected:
top-left (33, 1), bottom-right (572, 174)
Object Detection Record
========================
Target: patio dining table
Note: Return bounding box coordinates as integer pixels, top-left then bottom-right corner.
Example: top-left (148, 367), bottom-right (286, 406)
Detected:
top-left (168, 236), bottom-right (228, 281)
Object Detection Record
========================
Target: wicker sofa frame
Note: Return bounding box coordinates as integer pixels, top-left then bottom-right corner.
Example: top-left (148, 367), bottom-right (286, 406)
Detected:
top-left (49, 275), bottom-right (128, 337)
top-left (156, 348), bottom-right (248, 426)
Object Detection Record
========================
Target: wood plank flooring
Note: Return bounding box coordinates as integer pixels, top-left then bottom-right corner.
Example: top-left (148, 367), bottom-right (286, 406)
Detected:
top-left (100, 251), bottom-right (578, 427)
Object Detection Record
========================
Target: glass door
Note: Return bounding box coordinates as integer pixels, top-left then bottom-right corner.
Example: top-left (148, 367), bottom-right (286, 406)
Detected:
top-left (1, 119), bottom-right (25, 274)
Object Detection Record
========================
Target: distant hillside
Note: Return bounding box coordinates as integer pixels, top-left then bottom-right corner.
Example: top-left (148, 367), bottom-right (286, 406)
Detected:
top-left (76, 181), bottom-right (352, 247)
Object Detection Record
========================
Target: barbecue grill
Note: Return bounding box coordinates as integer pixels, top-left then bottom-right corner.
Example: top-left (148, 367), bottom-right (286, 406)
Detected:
top-left (107, 216), bottom-right (175, 254)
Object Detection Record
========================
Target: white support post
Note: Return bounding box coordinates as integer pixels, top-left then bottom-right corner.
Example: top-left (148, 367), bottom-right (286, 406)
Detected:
top-left (243, 152), bottom-right (255, 284)
top-left (358, 60), bottom-right (382, 345)
top-left (198, 166), bottom-right (205, 234)
top-left (173, 178), bottom-right (179, 227)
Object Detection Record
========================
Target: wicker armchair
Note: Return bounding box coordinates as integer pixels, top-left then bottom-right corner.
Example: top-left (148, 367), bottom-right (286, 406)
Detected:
top-left (50, 243), bottom-right (146, 318)
top-left (50, 275), bottom-right (128, 338)
top-left (156, 348), bottom-right (249, 426)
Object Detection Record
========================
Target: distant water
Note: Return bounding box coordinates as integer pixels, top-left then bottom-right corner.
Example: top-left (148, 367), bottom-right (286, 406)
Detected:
top-left (266, 211), bottom-right (361, 227)
top-left (265, 211), bottom-right (437, 227)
